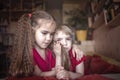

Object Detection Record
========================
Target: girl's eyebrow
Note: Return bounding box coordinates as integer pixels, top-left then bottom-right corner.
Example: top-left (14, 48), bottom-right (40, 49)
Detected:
top-left (41, 31), bottom-right (48, 33)
top-left (41, 30), bottom-right (50, 33)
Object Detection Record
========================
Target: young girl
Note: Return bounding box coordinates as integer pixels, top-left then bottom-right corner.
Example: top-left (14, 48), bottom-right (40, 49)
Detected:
top-left (8, 10), bottom-right (83, 78)
top-left (53, 25), bottom-right (86, 79)
top-left (9, 10), bottom-right (57, 77)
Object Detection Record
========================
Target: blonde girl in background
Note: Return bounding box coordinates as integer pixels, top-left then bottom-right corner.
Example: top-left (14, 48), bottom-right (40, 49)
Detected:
top-left (53, 24), bottom-right (86, 80)
top-left (8, 10), bottom-right (83, 78)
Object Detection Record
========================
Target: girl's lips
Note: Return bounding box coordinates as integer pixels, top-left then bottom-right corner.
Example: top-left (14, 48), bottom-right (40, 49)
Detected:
top-left (44, 42), bottom-right (50, 45)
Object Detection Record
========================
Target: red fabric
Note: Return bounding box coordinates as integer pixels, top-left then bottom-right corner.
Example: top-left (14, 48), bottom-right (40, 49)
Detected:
top-left (6, 76), bottom-right (44, 80)
top-left (77, 74), bottom-right (113, 80)
top-left (44, 77), bottom-right (58, 80)
top-left (33, 48), bottom-right (55, 72)
top-left (69, 49), bottom-right (86, 72)
top-left (7, 76), bottom-right (59, 80)
top-left (7, 75), bottom-right (113, 80)
top-left (88, 54), bottom-right (120, 74)
top-left (104, 64), bottom-right (120, 73)
top-left (90, 55), bottom-right (111, 74)
top-left (84, 55), bottom-right (93, 75)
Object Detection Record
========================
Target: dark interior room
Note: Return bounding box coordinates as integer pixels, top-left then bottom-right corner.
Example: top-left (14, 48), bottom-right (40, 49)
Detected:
top-left (0, 0), bottom-right (120, 80)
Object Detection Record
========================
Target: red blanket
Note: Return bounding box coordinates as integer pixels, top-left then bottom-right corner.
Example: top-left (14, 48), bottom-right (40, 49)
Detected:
top-left (77, 74), bottom-right (113, 80)
top-left (84, 55), bottom-right (120, 74)
top-left (6, 74), bottom-right (113, 80)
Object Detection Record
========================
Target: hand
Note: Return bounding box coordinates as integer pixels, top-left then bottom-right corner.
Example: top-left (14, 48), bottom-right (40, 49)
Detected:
top-left (55, 65), bottom-right (64, 73)
top-left (53, 42), bottom-right (62, 56)
top-left (52, 66), bottom-right (64, 76)
top-left (56, 69), bottom-right (69, 80)
top-left (72, 44), bottom-right (84, 61)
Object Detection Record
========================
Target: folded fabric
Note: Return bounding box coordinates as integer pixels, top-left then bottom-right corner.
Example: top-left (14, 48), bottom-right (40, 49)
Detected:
top-left (84, 54), bottom-right (120, 74)
top-left (90, 55), bottom-right (111, 74)
top-left (6, 76), bottom-right (44, 80)
top-left (77, 74), bottom-right (113, 80)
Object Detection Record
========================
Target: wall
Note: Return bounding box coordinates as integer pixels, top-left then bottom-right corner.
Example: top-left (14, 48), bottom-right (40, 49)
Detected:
top-left (93, 26), bottom-right (120, 61)
top-left (62, 2), bottom-right (81, 24)
top-left (45, 0), bottom-right (62, 25)
top-left (62, 0), bottom-right (88, 24)
top-left (79, 40), bottom-right (95, 53)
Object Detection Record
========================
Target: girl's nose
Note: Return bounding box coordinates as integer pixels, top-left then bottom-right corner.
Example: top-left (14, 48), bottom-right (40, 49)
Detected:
top-left (46, 34), bottom-right (51, 41)
top-left (62, 39), bottom-right (67, 46)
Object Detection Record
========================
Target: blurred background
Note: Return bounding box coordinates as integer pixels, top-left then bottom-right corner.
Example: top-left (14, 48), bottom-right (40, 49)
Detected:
top-left (0, 0), bottom-right (120, 79)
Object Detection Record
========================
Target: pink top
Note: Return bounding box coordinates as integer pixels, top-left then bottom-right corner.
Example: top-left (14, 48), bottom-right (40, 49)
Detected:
top-left (69, 49), bottom-right (86, 72)
top-left (33, 48), bottom-right (55, 71)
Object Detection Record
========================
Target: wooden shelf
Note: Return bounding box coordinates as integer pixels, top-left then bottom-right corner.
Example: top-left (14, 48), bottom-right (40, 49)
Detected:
top-left (94, 0), bottom-right (105, 14)
top-left (0, 0), bottom-right (44, 21)
top-left (92, 11), bottom-right (105, 28)
top-left (92, 13), bottom-right (120, 29)
top-left (106, 13), bottom-right (120, 28)
top-left (0, 32), bottom-right (14, 35)
top-left (10, 10), bottom-right (32, 12)
top-left (91, 0), bottom-right (120, 29)
top-left (0, 51), bottom-right (6, 55)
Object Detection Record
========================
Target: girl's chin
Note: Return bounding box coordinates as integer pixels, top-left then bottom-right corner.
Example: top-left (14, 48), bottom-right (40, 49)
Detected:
top-left (40, 45), bottom-right (48, 49)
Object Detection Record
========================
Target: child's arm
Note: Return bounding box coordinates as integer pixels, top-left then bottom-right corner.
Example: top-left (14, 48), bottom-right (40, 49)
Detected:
top-left (68, 62), bottom-right (84, 79)
top-left (72, 44), bottom-right (84, 61)
top-left (56, 62), bottom-right (84, 79)
top-left (34, 65), bottom-right (56, 77)
top-left (53, 42), bottom-right (62, 66)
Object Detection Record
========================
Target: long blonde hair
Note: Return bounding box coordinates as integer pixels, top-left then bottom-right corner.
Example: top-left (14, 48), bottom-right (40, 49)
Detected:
top-left (54, 25), bottom-right (74, 70)
top-left (9, 10), bottom-right (56, 77)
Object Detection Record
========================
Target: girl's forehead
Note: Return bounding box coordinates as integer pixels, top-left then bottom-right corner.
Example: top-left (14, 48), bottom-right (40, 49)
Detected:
top-left (37, 19), bottom-right (55, 25)
top-left (37, 19), bottom-right (56, 28)
top-left (56, 30), bottom-right (69, 35)
top-left (37, 19), bottom-right (50, 23)
top-left (37, 22), bottom-right (56, 33)
top-left (55, 31), bottom-right (71, 37)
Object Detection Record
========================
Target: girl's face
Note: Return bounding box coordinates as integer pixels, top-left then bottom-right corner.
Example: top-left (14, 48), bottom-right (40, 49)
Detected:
top-left (33, 20), bottom-right (56, 49)
top-left (54, 31), bottom-right (72, 51)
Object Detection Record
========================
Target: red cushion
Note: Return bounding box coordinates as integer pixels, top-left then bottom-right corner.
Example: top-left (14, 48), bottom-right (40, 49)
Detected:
top-left (44, 77), bottom-right (58, 80)
top-left (90, 55), bottom-right (111, 74)
top-left (84, 55), bottom-right (93, 75)
top-left (104, 64), bottom-right (120, 73)
top-left (77, 74), bottom-right (113, 80)
top-left (6, 76), bottom-right (58, 80)
top-left (6, 76), bottom-right (44, 80)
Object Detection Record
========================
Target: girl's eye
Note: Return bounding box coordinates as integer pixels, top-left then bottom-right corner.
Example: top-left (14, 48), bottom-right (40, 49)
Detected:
top-left (42, 32), bottom-right (47, 35)
top-left (57, 38), bottom-right (62, 42)
top-left (66, 38), bottom-right (72, 40)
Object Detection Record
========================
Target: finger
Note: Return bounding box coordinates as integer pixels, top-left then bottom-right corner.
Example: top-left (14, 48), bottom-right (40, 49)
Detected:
top-left (72, 49), bottom-right (75, 57)
top-left (78, 52), bottom-right (81, 61)
top-left (60, 66), bottom-right (64, 70)
top-left (76, 50), bottom-right (79, 61)
top-left (77, 51), bottom-right (81, 61)
top-left (56, 72), bottom-right (62, 79)
top-left (57, 67), bottom-right (64, 73)
top-left (77, 51), bottom-right (80, 61)
top-left (56, 75), bottom-right (64, 80)
top-left (77, 51), bottom-right (84, 61)
top-left (57, 72), bottom-right (65, 79)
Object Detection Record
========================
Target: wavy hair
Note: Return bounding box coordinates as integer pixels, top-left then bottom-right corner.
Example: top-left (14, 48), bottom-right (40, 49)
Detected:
top-left (9, 10), bottom-right (56, 77)
top-left (9, 14), bottom-right (34, 77)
